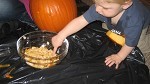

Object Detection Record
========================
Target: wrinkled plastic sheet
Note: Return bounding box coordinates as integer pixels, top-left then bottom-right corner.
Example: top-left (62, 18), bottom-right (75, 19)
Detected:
top-left (0, 21), bottom-right (149, 84)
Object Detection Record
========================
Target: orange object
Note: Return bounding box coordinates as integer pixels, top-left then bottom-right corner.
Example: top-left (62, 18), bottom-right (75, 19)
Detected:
top-left (30, 0), bottom-right (77, 32)
top-left (5, 74), bottom-right (13, 79)
top-left (106, 31), bottom-right (125, 46)
top-left (0, 64), bottom-right (10, 68)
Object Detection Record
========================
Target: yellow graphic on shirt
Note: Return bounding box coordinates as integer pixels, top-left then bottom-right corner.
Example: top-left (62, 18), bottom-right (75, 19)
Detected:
top-left (106, 30), bottom-right (125, 46)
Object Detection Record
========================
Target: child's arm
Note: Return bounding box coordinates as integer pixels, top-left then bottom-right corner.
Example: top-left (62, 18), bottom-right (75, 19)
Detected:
top-left (52, 15), bottom-right (89, 53)
top-left (105, 44), bottom-right (134, 69)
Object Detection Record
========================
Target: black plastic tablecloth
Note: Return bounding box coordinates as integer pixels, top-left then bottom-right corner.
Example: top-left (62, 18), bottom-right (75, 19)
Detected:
top-left (0, 22), bottom-right (149, 84)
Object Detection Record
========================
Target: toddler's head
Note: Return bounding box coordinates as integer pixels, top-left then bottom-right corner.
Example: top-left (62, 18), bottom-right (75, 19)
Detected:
top-left (92, 0), bottom-right (133, 18)
top-left (93, 0), bottom-right (132, 5)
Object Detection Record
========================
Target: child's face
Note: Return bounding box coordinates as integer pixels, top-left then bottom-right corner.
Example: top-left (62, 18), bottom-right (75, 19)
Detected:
top-left (95, 1), bottom-right (124, 18)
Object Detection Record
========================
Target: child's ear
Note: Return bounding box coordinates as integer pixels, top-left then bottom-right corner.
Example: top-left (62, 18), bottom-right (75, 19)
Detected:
top-left (122, 0), bottom-right (133, 9)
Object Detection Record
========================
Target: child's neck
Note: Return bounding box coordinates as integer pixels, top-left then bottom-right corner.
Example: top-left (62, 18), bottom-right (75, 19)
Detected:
top-left (111, 10), bottom-right (125, 25)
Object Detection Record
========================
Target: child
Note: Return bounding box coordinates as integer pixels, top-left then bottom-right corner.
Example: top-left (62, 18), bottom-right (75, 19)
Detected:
top-left (52, 0), bottom-right (150, 69)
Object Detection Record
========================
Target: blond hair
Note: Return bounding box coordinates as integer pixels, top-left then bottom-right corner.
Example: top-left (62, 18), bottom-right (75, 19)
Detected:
top-left (93, 0), bottom-right (131, 5)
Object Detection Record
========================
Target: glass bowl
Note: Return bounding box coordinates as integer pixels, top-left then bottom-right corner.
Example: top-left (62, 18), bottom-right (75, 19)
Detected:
top-left (16, 31), bottom-right (69, 69)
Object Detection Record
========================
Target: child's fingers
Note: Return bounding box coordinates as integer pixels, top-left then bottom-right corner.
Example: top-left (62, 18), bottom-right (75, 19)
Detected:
top-left (105, 56), bottom-right (114, 63)
top-left (105, 57), bottom-right (119, 68)
top-left (105, 55), bottom-right (122, 69)
top-left (115, 64), bottom-right (119, 69)
top-left (105, 56), bottom-right (111, 63)
top-left (108, 61), bottom-right (115, 67)
top-left (105, 58), bottom-right (115, 66)
top-left (105, 58), bottom-right (112, 65)
top-left (52, 47), bottom-right (57, 56)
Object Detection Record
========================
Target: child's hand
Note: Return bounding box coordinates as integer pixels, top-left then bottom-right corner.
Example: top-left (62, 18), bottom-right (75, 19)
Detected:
top-left (105, 54), bottom-right (123, 69)
top-left (52, 35), bottom-right (64, 55)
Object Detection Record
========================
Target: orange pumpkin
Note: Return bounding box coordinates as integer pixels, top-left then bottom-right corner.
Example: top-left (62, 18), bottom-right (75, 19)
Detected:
top-left (30, 0), bottom-right (77, 32)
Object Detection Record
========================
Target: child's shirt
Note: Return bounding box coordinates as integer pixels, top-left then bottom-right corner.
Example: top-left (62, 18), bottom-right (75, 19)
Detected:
top-left (83, 0), bottom-right (150, 47)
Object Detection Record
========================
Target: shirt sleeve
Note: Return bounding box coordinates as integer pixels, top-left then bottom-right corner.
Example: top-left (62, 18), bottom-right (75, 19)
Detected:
top-left (124, 15), bottom-right (143, 47)
top-left (124, 0), bottom-right (150, 47)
